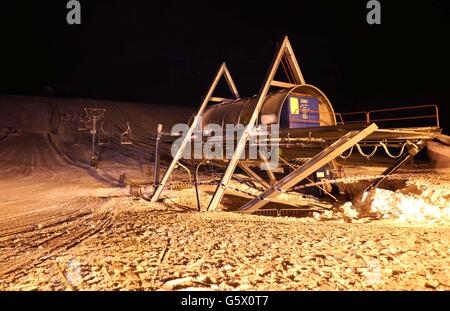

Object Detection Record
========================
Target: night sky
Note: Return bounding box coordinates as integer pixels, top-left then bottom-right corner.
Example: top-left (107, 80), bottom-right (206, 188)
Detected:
top-left (1, 0), bottom-right (449, 129)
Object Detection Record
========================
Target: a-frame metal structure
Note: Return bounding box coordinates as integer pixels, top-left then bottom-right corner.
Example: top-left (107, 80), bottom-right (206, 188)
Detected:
top-left (206, 36), bottom-right (306, 211)
top-left (151, 63), bottom-right (240, 202)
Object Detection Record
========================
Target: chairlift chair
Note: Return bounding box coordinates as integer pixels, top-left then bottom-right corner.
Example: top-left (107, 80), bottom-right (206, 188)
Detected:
top-left (78, 114), bottom-right (90, 131)
top-left (121, 122), bottom-right (133, 145)
top-left (98, 122), bottom-right (111, 146)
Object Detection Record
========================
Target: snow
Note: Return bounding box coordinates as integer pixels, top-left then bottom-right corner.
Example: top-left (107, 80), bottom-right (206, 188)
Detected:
top-left (0, 95), bottom-right (449, 290)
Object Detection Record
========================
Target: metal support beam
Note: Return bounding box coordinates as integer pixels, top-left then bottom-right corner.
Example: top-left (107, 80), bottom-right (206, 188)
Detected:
top-left (270, 80), bottom-right (299, 88)
top-left (364, 140), bottom-right (426, 192)
top-left (283, 39), bottom-right (305, 85)
top-left (328, 158), bottom-right (352, 197)
top-left (91, 116), bottom-right (97, 167)
top-left (320, 140), bottom-right (351, 198)
top-left (207, 36), bottom-right (305, 211)
top-left (210, 97), bottom-right (233, 103)
top-left (151, 63), bottom-right (240, 202)
top-left (259, 150), bottom-right (277, 186)
top-left (153, 124), bottom-right (163, 187)
top-left (239, 123), bottom-right (378, 213)
top-left (238, 163), bottom-right (270, 189)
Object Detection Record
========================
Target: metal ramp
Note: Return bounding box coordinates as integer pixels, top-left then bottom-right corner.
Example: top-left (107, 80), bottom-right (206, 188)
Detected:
top-left (239, 123), bottom-right (378, 213)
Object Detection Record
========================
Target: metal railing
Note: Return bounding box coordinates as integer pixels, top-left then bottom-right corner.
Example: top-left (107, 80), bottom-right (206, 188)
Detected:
top-left (289, 104), bottom-right (440, 128)
top-left (288, 110), bottom-right (345, 125)
top-left (339, 105), bottom-right (440, 128)
top-left (235, 208), bottom-right (320, 217)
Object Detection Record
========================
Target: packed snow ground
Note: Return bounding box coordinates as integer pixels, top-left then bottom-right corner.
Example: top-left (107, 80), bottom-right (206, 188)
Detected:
top-left (0, 96), bottom-right (449, 290)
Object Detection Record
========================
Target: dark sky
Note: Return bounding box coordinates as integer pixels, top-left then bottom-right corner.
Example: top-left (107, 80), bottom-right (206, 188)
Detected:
top-left (1, 0), bottom-right (449, 127)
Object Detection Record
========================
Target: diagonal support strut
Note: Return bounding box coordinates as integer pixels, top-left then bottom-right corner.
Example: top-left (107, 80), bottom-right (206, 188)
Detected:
top-left (364, 139), bottom-right (427, 192)
top-left (239, 123), bottom-right (379, 213)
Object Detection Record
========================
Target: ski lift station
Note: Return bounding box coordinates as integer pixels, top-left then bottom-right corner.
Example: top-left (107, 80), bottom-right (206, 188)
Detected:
top-left (150, 36), bottom-right (445, 213)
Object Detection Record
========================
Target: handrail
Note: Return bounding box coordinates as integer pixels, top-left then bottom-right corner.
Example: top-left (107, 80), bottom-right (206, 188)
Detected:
top-left (367, 104), bottom-right (439, 128)
top-left (334, 113), bottom-right (345, 125)
top-left (287, 104), bottom-right (439, 128)
top-left (370, 115), bottom-right (438, 123)
top-left (339, 111), bottom-right (370, 124)
top-left (288, 109), bottom-right (345, 125)
top-left (368, 104), bottom-right (439, 114)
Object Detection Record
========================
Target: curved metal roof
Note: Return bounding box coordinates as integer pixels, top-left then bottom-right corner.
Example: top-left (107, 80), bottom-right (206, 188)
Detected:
top-left (201, 84), bottom-right (337, 129)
